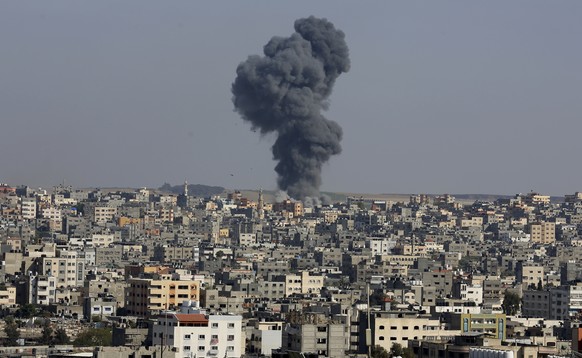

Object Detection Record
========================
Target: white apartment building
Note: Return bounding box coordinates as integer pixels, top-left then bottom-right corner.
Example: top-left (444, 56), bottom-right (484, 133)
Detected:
top-left (20, 197), bottom-right (36, 219)
top-left (367, 238), bottom-right (398, 255)
top-left (152, 312), bottom-right (243, 358)
top-left (28, 274), bottom-right (57, 305)
top-left (248, 321), bottom-right (283, 357)
top-left (458, 283), bottom-right (483, 305)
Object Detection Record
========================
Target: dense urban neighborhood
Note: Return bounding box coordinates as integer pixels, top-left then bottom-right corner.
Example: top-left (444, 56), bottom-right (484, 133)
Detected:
top-left (1, 182), bottom-right (582, 358)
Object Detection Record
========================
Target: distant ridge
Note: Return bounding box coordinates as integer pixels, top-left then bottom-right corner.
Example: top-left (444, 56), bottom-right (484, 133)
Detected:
top-left (156, 185), bottom-right (565, 203)
top-left (158, 183), bottom-right (224, 197)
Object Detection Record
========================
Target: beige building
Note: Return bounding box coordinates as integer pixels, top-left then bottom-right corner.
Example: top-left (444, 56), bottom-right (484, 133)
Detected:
top-left (528, 222), bottom-right (555, 244)
top-left (519, 264), bottom-right (544, 289)
top-left (40, 249), bottom-right (85, 289)
top-left (457, 216), bottom-right (484, 228)
top-left (273, 199), bottom-right (304, 217)
top-left (372, 311), bottom-right (457, 351)
top-left (126, 276), bottom-right (201, 317)
top-left (0, 285), bottom-right (16, 306)
top-left (94, 206), bottom-right (117, 224)
top-left (285, 271), bottom-right (325, 297)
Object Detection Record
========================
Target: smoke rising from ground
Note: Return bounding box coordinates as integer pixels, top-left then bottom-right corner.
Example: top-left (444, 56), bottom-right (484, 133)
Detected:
top-left (232, 16), bottom-right (350, 201)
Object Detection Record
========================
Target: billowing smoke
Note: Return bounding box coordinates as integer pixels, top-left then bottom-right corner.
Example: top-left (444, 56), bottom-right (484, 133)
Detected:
top-left (232, 16), bottom-right (350, 201)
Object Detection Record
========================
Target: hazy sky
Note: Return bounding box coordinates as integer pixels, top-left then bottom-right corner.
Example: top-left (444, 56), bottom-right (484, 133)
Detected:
top-left (1, 1), bottom-right (581, 196)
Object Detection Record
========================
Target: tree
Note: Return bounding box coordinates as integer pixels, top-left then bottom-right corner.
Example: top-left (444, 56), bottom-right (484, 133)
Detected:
top-left (72, 328), bottom-right (112, 347)
top-left (39, 320), bottom-right (53, 345)
top-left (3, 316), bottom-right (20, 346)
top-left (389, 343), bottom-right (414, 358)
top-left (369, 290), bottom-right (387, 307)
top-left (53, 328), bottom-right (70, 345)
top-left (502, 290), bottom-right (520, 315)
top-left (16, 304), bottom-right (37, 319)
top-left (391, 343), bottom-right (405, 357)
top-left (371, 345), bottom-right (390, 358)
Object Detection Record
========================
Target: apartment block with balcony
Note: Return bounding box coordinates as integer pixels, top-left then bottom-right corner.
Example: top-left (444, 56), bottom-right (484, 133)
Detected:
top-left (126, 276), bottom-right (201, 317)
top-left (152, 312), bottom-right (243, 358)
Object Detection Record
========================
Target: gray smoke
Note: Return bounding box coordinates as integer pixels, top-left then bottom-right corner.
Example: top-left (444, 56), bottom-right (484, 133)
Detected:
top-left (232, 16), bottom-right (350, 201)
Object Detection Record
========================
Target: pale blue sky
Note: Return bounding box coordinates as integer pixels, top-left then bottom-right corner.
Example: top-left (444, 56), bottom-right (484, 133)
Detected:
top-left (1, 1), bottom-right (581, 195)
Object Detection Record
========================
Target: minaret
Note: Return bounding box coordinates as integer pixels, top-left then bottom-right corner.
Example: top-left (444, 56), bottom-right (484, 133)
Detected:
top-left (184, 180), bottom-right (188, 196)
top-left (258, 189), bottom-right (264, 220)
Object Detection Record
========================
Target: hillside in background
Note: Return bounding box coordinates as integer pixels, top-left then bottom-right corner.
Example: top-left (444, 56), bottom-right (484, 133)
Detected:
top-left (158, 183), bottom-right (224, 197)
top-left (157, 184), bottom-right (564, 204)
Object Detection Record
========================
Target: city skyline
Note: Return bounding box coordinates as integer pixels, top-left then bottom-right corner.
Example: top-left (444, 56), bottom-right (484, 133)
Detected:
top-left (1, 1), bottom-right (581, 196)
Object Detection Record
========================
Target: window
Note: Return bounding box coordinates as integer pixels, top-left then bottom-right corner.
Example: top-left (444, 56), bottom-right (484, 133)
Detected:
top-left (211, 335), bottom-right (218, 340)
top-left (379, 325), bottom-right (385, 330)
top-left (198, 335), bottom-right (205, 340)
top-left (227, 323), bottom-right (235, 328)
top-left (212, 323), bottom-right (219, 328)
top-left (184, 334), bottom-right (191, 340)
top-left (198, 346), bottom-right (205, 351)
top-left (211, 346), bottom-right (218, 351)
top-left (379, 336), bottom-right (385, 341)
top-left (227, 346), bottom-right (234, 351)
top-left (227, 335), bottom-right (235, 341)
top-left (183, 346), bottom-right (190, 351)
top-left (317, 326), bottom-right (327, 332)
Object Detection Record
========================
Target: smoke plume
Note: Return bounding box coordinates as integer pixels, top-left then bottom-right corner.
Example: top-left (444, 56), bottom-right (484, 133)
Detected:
top-left (232, 16), bottom-right (350, 201)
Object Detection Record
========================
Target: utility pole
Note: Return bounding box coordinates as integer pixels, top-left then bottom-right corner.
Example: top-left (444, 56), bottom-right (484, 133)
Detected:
top-left (367, 282), bottom-right (371, 358)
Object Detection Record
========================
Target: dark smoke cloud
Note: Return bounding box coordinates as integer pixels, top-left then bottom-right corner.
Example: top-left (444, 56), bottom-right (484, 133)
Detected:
top-left (232, 16), bottom-right (350, 201)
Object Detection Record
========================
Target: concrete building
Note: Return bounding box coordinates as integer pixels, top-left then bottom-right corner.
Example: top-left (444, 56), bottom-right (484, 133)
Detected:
top-left (528, 222), bottom-right (556, 244)
top-left (20, 197), bottom-right (36, 220)
top-left (285, 271), bottom-right (325, 297)
top-left (27, 274), bottom-right (57, 305)
top-left (126, 276), bottom-right (201, 317)
top-left (39, 250), bottom-right (85, 289)
top-left (83, 294), bottom-right (117, 321)
top-left (517, 263), bottom-right (544, 289)
top-left (0, 285), bottom-right (16, 306)
top-left (371, 311), bottom-right (453, 351)
top-left (248, 321), bottom-right (283, 357)
top-left (522, 290), bottom-right (551, 318)
top-left (282, 312), bottom-right (349, 358)
top-left (451, 313), bottom-right (507, 340)
top-left (92, 206), bottom-right (117, 225)
top-left (152, 311), bottom-right (243, 358)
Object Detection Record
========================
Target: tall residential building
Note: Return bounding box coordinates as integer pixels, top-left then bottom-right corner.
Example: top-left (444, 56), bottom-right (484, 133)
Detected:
top-left (125, 276), bottom-right (201, 317)
top-left (528, 222), bottom-right (555, 244)
top-left (152, 311), bottom-right (243, 358)
top-left (282, 312), bottom-right (349, 358)
top-left (20, 197), bottom-right (36, 219)
top-left (39, 250), bottom-right (85, 289)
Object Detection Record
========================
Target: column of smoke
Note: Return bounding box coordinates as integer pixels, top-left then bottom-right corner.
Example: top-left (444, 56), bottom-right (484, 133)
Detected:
top-left (232, 16), bottom-right (350, 204)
